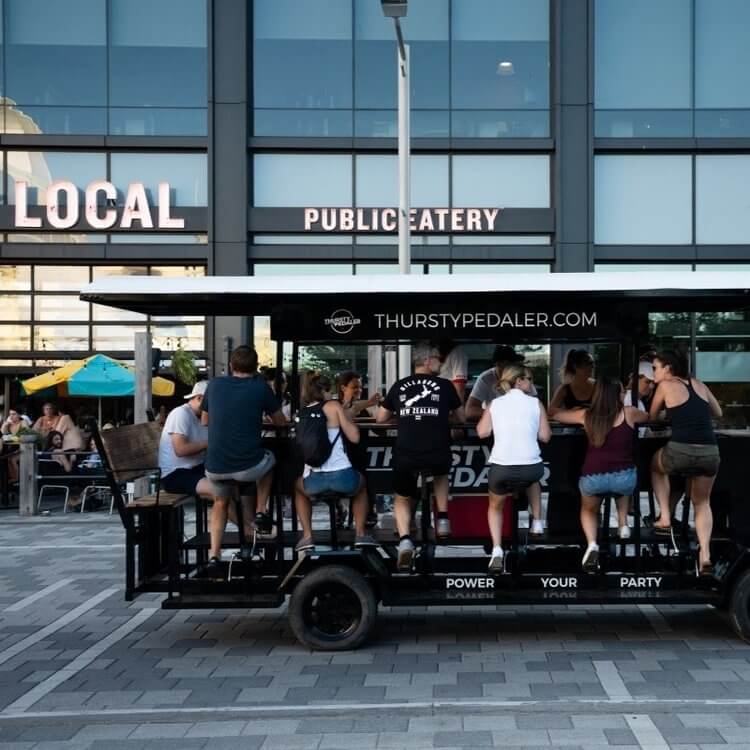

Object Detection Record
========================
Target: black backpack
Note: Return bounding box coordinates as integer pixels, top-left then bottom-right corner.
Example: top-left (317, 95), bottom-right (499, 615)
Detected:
top-left (295, 402), bottom-right (341, 468)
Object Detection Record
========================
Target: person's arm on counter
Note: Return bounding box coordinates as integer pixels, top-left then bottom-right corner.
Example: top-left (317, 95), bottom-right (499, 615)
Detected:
top-left (476, 407), bottom-right (492, 439)
top-left (537, 402), bottom-right (552, 443)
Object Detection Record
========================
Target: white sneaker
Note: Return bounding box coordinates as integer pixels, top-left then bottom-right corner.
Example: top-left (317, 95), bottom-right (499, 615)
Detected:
top-left (530, 519), bottom-right (544, 537)
top-left (488, 546), bottom-right (504, 572)
top-left (397, 538), bottom-right (415, 571)
top-left (582, 543), bottom-right (599, 572)
top-left (619, 525), bottom-right (631, 540)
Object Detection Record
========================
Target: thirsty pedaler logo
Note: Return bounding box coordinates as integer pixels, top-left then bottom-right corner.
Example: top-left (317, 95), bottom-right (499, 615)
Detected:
top-left (325, 309), bottom-right (361, 335)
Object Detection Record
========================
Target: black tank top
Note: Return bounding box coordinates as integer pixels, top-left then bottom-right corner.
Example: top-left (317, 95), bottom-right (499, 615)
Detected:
top-left (667, 379), bottom-right (716, 445)
top-left (563, 383), bottom-right (592, 410)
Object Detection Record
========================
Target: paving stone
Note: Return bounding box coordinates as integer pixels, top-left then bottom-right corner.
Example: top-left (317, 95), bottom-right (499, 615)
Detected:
top-left (185, 720), bottom-right (246, 738)
top-left (129, 723), bottom-right (193, 739)
top-left (319, 732), bottom-right (378, 749)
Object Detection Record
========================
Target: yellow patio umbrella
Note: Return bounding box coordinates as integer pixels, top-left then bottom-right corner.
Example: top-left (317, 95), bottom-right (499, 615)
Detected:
top-left (22, 354), bottom-right (175, 398)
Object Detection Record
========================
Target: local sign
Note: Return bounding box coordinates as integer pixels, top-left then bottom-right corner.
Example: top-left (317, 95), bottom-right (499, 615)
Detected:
top-left (14, 180), bottom-right (185, 230)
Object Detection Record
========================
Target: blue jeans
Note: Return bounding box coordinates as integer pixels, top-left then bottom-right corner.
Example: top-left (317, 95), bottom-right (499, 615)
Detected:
top-left (303, 467), bottom-right (361, 497)
top-left (579, 467), bottom-right (637, 497)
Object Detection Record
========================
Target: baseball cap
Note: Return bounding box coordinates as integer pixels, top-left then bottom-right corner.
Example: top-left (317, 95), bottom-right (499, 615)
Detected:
top-left (638, 362), bottom-right (654, 381)
top-left (183, 380), bottom-right (209, 399)
top-left (492, 345), bottom-right (524, 365)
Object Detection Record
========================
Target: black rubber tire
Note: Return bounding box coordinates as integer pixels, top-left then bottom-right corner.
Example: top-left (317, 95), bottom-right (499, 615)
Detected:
top-left (288, 565), bottom-right (377, 651)
top-left (729, 568), bottom-right (750, 643)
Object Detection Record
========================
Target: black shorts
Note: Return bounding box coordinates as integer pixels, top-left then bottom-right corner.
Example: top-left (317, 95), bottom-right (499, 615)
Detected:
top-left (488, 462), bottom-right (544, 495)
top-left (392, 454), bottom-right (452, 498)
top-left (162, 464), bottom-right (205, 495)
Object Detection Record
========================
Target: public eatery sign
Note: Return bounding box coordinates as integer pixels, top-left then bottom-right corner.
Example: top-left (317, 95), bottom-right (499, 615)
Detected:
top-left (303, 207), bottom-right (500, 233)
top-left (14, 180), bottom-right (185, 230)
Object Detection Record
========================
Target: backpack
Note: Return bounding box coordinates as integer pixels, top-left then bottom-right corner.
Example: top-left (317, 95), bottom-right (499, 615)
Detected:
top-left (295, 402), bottom-right (341, 468)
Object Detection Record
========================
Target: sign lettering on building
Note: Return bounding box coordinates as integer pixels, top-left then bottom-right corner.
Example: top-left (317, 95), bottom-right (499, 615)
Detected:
top-left (14, 180), bottom-right (185, 230)
top-left (303, 207), bottom-right (500, 233)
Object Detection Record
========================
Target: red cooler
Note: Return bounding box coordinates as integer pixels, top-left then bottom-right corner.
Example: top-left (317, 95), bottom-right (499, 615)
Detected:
top-left (433, 494), bottom-right (514, 541)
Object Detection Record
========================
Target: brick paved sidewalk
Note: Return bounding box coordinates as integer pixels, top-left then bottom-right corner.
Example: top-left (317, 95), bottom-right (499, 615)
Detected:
top-left (1, 514), bottom-right (749, 749)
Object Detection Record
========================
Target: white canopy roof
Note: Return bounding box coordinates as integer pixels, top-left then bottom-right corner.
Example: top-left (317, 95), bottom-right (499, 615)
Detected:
top-left (83, 270), bottom-right (750, 296)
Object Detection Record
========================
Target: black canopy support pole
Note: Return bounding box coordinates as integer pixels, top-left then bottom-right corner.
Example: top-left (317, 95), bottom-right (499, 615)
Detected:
top-left (290, 342), bottom-right (300, 415)
top-left (631, 336), bottom-right (642, 571)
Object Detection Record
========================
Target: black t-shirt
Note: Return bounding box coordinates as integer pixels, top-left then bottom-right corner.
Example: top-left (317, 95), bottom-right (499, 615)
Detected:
top-left (383, 374), bottom-right (461, 462)
top-left (202, 375), bottom-right (279, 473)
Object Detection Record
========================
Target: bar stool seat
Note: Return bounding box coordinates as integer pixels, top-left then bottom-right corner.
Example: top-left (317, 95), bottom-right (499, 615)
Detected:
top-left (310, 490), bottom-right (351, 549)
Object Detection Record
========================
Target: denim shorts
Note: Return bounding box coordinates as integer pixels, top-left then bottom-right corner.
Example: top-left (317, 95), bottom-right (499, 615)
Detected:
top-left (303, 467), bottom-right (361, 498)
top-left (579, 466), bottom-right (637, 497)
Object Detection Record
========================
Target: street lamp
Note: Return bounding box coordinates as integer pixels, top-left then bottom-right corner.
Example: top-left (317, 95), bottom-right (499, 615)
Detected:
top-left (380, 0), bottom-right (411, 378)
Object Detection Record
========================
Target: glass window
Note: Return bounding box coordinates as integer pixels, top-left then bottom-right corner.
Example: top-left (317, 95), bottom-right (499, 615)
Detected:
top-left (253, 264), bottom-right (354, 275)
top-left (109, 234), bottom-right (208, 244)
top-left (253, 154), bottom-right (352, 207)
top-left (355, 155), bottom-right (449, 207)
top-left (452, 155), bottom-right (550, 207)
top-left (696, 156), bottom-right (750, 245)
top-left (34, 325), bottom-right (89, 351)
top-left (0, 295), bottom-right (31, 321)
top-left (695, 0), bottom-right (750, 113)
top-left (109, 0), bottom-right (207, 135)
top-left (594, 264), bottom-right (694, 273)
top-left (92, 266), bottom-right (148, 278)
top-left (451, 264), bottom-right (550, 273)
top-left (253, 0), bottom-right (352, 136)
top-left (452, 235), bottom-right (550, 245)
top-left (0, 265), bottom-right (31, 290)
top-left (151, 324), bottom-right (205, 351)
top-left (451, 0), bottom-right (549, 137)
top-left (34, 266), bottom-right (90, 292)
top-left (595, 0), bottom-right (691, 137)
top-left (354, 264), bottom-right (424, 274)
top-left (7, 152), bottom-right (106, 204)
top-left (0, 325), bottom-right (30, 350)
top-left (252, 235), bottom-right (353, 245)
top-left (5, 106), bottom-right (106, 136)
top-left (110, 153), bottom-right (207, 206)
top-left (150, 266), bottom-right (205, 278)
top-left (34, 296), bottom-right (89, 321)
top-left (595, 156), bottom-right (692, 244)
top-left (5, 0), bottom-right (106, 108)
top-left (355, 0), bottom-right (449, 110)
top-left (92, 325), bottom-right (145, 350)
top-left (91, 304), bottom-right (146, 323)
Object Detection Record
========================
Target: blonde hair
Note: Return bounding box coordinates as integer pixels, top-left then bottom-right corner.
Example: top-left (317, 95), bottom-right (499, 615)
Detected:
top-left (497, 364), bottom-right (527, 394)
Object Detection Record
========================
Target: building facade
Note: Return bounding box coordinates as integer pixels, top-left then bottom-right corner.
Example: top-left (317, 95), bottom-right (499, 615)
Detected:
top-left (1, 0), bottom-right (749, 410)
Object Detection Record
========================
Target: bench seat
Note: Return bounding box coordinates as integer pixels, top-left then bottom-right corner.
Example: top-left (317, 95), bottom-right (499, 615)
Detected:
top-left (127, 492), bottom-right (190, 509)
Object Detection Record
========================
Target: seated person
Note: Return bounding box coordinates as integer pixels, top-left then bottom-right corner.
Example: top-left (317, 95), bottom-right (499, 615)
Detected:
top-left (202, 346), bottom-right (285, 576)
top-left (555, 376), bottom-right (648, 572)
top-left (337, 371), bottom-right (381, 419)
top-left (436, 339), bottom-right (469, 402)
top-left (477, 364), bottom-right (551, 571)
top-left (40, 430), bottom-right (74, 474)
top-left (376, 342), bottom-right (464, 570)
top-left (650, 350), bottom-right (721, 574)
top-left (548, 349), bottom-right (595, 417)
top-left (465, 345), bottom-right (525, 421)
top-left (294, 374), bottom-right (377, 552)
top-left (158, 380), bottom-right (212, 497)
top-left (624, 361), bottom-right (655, 411)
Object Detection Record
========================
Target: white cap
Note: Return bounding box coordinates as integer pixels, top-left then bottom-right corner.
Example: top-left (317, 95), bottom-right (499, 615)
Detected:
top-left (638, 362), bottom-right (654, 380)
top-left (183, 380), bottom-right (209, 399)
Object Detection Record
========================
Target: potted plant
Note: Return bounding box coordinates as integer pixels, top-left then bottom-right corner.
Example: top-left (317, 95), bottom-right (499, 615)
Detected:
top-left (16, 426), bottom-right (42, 447)
top-left (171, 343), bottom-right (198, 386)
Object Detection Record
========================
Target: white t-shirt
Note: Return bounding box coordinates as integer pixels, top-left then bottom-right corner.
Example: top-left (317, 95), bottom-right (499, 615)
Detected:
top-left (488, 389), bottom-right (542, 466)
top-left (470, 366), bottom-right (537, 407)
top-left (158, 404), bottom-right (208, 478)
top-left (440, 346), bottom-right (468, 383)
top-left (623, 391), bottom-right (645, 410)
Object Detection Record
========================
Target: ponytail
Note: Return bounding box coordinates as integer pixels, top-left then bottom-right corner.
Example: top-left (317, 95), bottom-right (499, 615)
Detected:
top-left (498, 364), bottom-right (527, 394)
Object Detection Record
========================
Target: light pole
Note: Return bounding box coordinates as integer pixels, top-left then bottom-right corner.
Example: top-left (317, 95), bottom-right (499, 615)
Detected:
top-left (381, 0), bottom-right (411, 378)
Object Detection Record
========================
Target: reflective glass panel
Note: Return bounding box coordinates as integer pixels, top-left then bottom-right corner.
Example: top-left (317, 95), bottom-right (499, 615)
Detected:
top-left (0, 295), bottom-right (31, 320)
top-left (252, 235), bottom-right (353, 245)
top-left (452, 0), bottom-right (549, 113)
top-left (450, 264), bottom-right (550, 273)
top-left (695, 0), bottom-right (750, 110)
top-left (452, 235), bottom-right (550, 245)
top-left (0, 325), bottom-right (30, 350)
top-left (595, 156), bottom-right (693, 244)
top-left (34, 266), bottom-right (90, 292)
top-left (253, 155), bottom-right (352, 207)
top-left (451, 110), bottom-right (549, 138)
top-left (7, 152), bottom-right (106, 204)
top-left (34, 296), bottom-right (89, 321)
top-left (5, 106), bottom-right (106, 136)
top-left (354, 110), bottom-right (450, 138)
top-left (109, 107), bottom-right (207, 137)
top-left (355, 155), bottom-right (449, 207)
top-left (0, 265), bottom-right (31, 290)
top-left (109, 0), bottom-right (207, 109)
top-left (253, 264), bottom-right (353, 275)
top-left (150, 266), bottom-right (206, 278)
top-left (355, 0), bottom-right (448, 110)
top-left (34, 325), bottom-right (89, 350)
top-left (253, 0), bottom-right (352, 134)
top-left (110, 153), bottom-right (207, 206)
top-left (92, 325), bottom-right (145, 350)
top-left (696, 156), bottom-right (750, 244)
top-left (452, 155), bottom-right (550, 207)
top-left (5, 0), bottom-right (106, 107)
top-left (109, 234), bottom-right (208, 244)
top-left (7, 233), bottom-right (106, 244)
top-left (92, 266), bottom-right (148, 278)
top-left (595, 0), bottom-right (691, 110)
top-left (91, 304), bottom-right (146, 323)
top-left (151, 324), bottom-right (205, 351)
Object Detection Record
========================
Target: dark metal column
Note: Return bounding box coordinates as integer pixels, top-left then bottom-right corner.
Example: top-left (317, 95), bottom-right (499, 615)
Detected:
top-left (207, 0), bottom-right (250, 375)
top-left (553, 0), bottom-right (593, 274)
